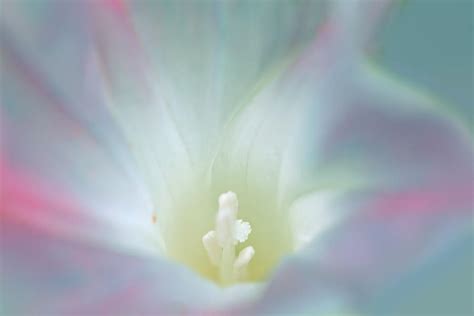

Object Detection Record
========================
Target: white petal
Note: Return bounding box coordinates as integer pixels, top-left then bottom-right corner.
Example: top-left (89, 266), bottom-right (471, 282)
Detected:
top-left (289, 190), bottom-right (344, 251)
top-left (124, 1), bottom-right (326, 161)
top-left (1, 30), bottom-right (157, 256)
top-left (90, 1), bottom-right (326, 182)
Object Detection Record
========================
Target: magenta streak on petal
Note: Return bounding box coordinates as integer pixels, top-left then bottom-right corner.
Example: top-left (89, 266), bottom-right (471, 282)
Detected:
top-left (370, 184), bottom-right (473, 217)
top-left (99, 0), bottom-right (141, 47)
top-left (359, 0), bottom-right (394, 50)
top-left (1, 161), bottom-right (97, 239)
top-left (91, 0), bottom-right (152, 91)
top-left (316, 183), bottom-right (472, 288)
top-left (286, 19), bottom-right (339, 78)
top-left (102, 0), bottom-right (127, 15)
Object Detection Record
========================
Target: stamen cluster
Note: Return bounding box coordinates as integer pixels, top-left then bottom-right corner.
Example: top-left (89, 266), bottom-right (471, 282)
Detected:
top-left (202, 192), bottom-right (254, 285)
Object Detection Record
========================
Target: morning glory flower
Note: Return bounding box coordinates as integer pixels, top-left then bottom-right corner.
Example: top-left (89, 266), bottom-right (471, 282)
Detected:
top-left (1, 0), bottom-right (472, 314)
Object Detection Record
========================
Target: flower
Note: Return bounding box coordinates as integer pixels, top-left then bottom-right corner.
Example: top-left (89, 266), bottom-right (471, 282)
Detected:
top-left (1, 0), bottom-right (472, 315)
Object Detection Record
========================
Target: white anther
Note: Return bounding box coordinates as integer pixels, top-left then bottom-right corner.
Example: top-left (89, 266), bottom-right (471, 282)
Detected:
top-left (234, 246), bottom-right (255, 270)
top-left (202, 230), bottom-right (221, 266)
top-left (233, 246), bottom-right (255, 280)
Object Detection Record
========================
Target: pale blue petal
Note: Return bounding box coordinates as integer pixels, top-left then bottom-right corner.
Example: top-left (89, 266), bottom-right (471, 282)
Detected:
top-left (1, 217), bottom-right (262, 314)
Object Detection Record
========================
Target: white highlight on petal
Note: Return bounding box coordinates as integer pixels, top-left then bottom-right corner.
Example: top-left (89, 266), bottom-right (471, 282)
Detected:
top-left (202, 191), bottom-right (254, 285)
top-left (290, 190), bottom-right (341, 251)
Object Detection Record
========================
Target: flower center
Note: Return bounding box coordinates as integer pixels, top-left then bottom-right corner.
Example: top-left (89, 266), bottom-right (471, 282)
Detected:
top-left (156, 183), bottom-right (294, 286)
top-left (202, 191), bottom-right (254, 285)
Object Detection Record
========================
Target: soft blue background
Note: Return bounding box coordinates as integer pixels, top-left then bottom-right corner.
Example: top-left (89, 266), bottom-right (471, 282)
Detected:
top-left (376, 0), bottom-right (473, 126)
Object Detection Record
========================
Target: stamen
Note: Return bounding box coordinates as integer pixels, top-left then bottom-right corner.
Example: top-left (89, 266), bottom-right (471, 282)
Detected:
top-left (233, 246), bottom-right (255, 280)
top-left (202, 231), bottom-right (220, 266)
top-left (202, 191), bottom-right (254, 285)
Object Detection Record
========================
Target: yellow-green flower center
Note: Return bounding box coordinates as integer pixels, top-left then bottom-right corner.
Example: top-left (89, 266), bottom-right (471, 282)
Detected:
top-left (155, 185), bottom-right (294, 286)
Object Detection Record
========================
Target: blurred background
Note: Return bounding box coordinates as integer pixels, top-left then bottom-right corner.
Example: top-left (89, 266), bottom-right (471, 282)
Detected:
top-left (376, 0), bottom-right (472, 127)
